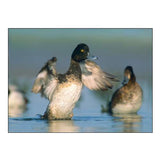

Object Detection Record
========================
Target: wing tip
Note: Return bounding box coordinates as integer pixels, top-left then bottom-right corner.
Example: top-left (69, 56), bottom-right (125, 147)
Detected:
top-left (50, 57), bottom-right (57, 62)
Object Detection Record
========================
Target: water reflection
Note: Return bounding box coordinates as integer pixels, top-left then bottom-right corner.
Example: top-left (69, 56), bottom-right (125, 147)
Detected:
top-left (48, 120), bottom-right (79, 132)
top-left (112, 114), bottom-right (142, 132)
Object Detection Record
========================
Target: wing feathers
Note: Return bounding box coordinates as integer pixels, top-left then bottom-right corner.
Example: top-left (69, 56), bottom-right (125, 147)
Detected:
top-left (32, 57), bottom-right (58, 100)
top-left (32, 70), bottom-right (47, 93)
top-left (80, 60), bottom-right (119, 90)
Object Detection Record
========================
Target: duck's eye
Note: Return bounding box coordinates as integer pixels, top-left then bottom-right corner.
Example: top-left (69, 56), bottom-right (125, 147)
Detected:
top-left (81, 49), bottom-right (84, 52)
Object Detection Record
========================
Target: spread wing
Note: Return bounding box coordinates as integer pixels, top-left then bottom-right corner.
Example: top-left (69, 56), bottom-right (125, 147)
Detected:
top-left (32, 57), bottom-right (58, 100)
top-left (80, 60), bottom-right (119, 90)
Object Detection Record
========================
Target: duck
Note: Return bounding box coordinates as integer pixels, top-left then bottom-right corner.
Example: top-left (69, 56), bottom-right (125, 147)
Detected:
top-left (9, 84), bottom-right (28, 117)
top-left (110, 66), bottom-right (143, 114)
top-left (32, 43), bottom-right (119, 120)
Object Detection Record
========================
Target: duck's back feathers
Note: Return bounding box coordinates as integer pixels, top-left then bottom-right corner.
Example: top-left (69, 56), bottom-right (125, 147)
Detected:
top-left (110, 82), bottom-right (143, 114)
top-left (32, 57), bottom-right (58, 100)
top-left (80, 60), bottom-right (119, 90)
top-left (111, 82), bottom-right (142, 107)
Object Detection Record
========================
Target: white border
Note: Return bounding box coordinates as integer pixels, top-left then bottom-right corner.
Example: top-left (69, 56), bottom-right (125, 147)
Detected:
top-left (0, 0), bottom-right (159, 160)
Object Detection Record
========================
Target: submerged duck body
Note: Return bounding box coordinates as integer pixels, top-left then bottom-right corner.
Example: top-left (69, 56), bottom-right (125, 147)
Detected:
top-left (32, 43), bottom-right (118, 120)
top-left (110, 66), bottom-right (143, 114)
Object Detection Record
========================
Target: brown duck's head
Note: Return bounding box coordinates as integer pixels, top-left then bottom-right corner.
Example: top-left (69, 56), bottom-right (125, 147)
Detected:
top-left (122, 66), bottom-right (136, 85)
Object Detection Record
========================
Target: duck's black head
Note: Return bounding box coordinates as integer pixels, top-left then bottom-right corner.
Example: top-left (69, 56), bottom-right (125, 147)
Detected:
top-left (71, 43), bottom-right (90, 62)
top-left (122, 66), bottom-right (136, 85)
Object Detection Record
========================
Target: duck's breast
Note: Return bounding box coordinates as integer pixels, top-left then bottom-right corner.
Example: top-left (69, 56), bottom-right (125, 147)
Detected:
top-left (48, 81), bottom-right (83, 116)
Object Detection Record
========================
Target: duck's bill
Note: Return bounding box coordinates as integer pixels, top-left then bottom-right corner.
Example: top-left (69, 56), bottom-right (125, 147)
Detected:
top-left (87, 55), bottom-right (98, 60)
top-left (122, 76), bottom-right (129, 85)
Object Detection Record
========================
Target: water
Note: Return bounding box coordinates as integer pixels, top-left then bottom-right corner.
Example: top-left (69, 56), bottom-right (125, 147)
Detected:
top-left (8, 29), bottom-right (152, 133)
top-left (8, 78), bottom-right (152, 133)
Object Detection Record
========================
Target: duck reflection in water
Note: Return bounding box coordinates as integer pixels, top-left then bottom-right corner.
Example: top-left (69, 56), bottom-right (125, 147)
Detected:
top-left (47, 120), bottom-right (79, 132)
top-left (112, 113), bottom-right (142, 133)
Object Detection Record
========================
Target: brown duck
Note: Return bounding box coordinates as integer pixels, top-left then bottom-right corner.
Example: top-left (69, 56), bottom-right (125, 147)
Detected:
top-left (110, 66), bottom-right (143, 114)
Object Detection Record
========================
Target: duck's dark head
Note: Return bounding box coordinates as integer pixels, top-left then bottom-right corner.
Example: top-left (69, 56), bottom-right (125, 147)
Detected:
top-left (71, 43), bottom-right (97, 62)
top-left (122, 66), bottom-right (136, 85)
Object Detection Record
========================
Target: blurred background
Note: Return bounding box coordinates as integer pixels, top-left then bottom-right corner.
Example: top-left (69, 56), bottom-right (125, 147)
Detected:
top-left (9, 28), bottom-right (152, 79)
top-left (8, 28), bottom-right (152, 132)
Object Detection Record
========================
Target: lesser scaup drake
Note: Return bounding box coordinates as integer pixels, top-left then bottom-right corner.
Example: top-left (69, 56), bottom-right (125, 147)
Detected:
top-left (110, 66), bottom-right (143, 114)
top-left (32, 43), bottom-right (119, 120)
top-left (9, 85), bottom-right (28, 117)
